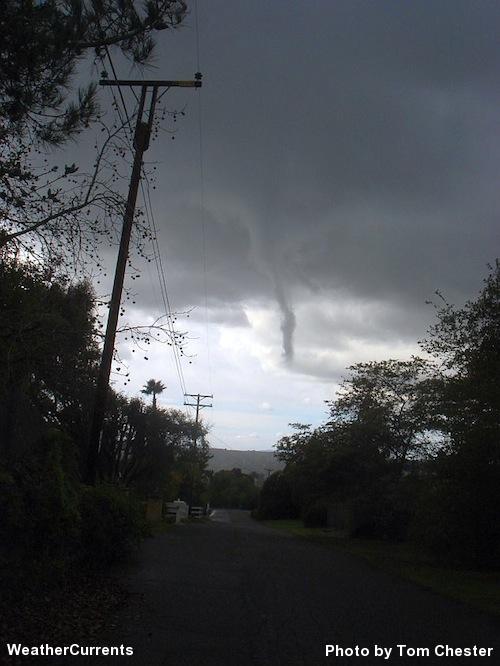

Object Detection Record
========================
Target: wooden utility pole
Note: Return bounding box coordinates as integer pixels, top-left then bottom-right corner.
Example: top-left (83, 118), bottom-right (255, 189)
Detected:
top-left (184, 393), bottom-right (213, 444)
top-left (86, 75), bottom-right (202, 484)
top-left (184, 393), bottom-right (212, 510)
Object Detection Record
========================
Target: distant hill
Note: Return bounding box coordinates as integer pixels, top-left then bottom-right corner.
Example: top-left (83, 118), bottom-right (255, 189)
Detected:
top-left (207, 448), bottom-right (284, 478)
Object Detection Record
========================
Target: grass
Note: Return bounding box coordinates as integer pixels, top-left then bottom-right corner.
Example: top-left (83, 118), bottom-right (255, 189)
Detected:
top-left (261, 519), bottom-right (500, 617)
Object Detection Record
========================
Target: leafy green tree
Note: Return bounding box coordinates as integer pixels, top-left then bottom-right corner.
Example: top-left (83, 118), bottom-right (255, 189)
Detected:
top-left (209, 468), bottom-right (259, 510)
top-left (422, 262), bottom-right (500, 448)
top-left (255, 471), bottom-right (298, 520)
top-left (329, 358), bottom-right (436, 467)
top-left (274, 423), bottom-right (314, 466)
top-left (415, 261), bottom-right (500, 565)
top-left (276, 423), bottom-right (393, 532)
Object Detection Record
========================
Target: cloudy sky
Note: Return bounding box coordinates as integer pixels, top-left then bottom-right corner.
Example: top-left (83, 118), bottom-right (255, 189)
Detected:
top-left (91, 0), bottom-right (500, 450)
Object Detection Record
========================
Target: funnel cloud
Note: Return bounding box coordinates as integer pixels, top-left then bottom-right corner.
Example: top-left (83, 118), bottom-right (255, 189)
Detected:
top-left (275, 280), bottom-right (296, 362)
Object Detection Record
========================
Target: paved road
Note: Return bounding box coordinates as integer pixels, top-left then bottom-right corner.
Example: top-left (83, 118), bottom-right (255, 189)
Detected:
top-left (74, 511), bottom-right (500, 665)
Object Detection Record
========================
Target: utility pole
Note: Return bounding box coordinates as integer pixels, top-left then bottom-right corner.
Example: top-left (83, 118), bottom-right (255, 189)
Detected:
top-left (184, 393), bottom-right (212, 510)
top-left (184, 393), bottom-right (213, 444)
top-left (86, 75), bottom-right (202, 484)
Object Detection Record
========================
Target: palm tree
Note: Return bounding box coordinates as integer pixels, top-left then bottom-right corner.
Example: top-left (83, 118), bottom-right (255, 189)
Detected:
top-left (141, 379), bottom-right (166, 409)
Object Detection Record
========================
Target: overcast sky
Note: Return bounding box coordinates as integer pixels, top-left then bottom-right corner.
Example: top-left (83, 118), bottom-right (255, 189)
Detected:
top-left (88, 0), bottom-right (500, 450)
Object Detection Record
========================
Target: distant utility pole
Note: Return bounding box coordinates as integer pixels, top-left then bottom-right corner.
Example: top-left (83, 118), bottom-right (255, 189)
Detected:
top-left (86, 74), bottom-right (202, 485)
top-left (184, 393), bottom-right (212, 510)
top-left (184, 393), bottom-right (213, 445)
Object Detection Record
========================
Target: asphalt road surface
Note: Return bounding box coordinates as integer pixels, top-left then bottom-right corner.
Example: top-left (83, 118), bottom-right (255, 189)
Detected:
top-left (71, 510), bottom-right (500, 665)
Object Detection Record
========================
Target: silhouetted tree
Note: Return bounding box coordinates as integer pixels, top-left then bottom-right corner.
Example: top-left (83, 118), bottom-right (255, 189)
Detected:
top-left (141, 379), bottom-right (166, 409)
top-left (256, 471), bottom-right (298, 520)
top-left (1, 0), bottom-right (187, 264)
top-left (328, 358), bottom-right (436, 467)
top-left (209, 469), bottom-right (259, 509)
top-left (99, 394), bottom-right (209, 499)
top-left (0, 257), bottom-right (99, 462)
top-left (266, 263), bottom-right (500, 559)
top-left (414, 261), bottom-right (500, 565)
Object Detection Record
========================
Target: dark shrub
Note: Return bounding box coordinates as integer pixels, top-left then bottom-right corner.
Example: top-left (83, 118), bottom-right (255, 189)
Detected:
top-left (0, 429), bottom-right (80, 570)
top-left (80, 485), bottom-right (147, 566)
top-left (348, 477), bottom-right (419, 541)
top-left (209, 469), bottom-right (259, 509)
top-left (410, 479), bottom-right (475, 565)
top-left (303, 501), bottom-right (328, 528)
top-left (254, 472), bottom-right (299, 520)
top-left (0, 468), bottom-right (25, 566)
top-left (410, 474), bottom-right (500, 568)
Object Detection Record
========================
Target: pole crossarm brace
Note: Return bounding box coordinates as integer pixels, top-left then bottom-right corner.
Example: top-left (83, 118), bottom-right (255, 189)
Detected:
top-left (99, 77), bottom-right (202, 88)
top-left (184, 393), bottom-right (213, 409)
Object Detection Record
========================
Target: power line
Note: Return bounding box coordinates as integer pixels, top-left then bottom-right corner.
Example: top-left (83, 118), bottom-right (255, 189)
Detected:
top-left (194, 0), bottom-right (213, 393)
top-left (209, 432), bottom-right (235, 449)
top-left (194, 0), bottom-right (201, 73)
top-left (104, 46), bottom-right (135, 133)
top-left (142, 174), bottom-right (189, 400)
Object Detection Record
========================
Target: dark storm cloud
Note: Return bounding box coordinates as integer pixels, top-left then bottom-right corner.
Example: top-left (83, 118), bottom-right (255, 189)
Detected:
top-left (116, 0), bottom-right (500, 372)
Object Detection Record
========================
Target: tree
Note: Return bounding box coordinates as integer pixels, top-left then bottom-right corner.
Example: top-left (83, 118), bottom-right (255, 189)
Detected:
top-left (422, 262), bottom-right (500, 445)
top-left (415, 262), bottom-right (500, 565)
top-left (272, 359), bottom-right (437, 536)
top-left (208, 469), bottom-right (259, 510)
top-left (0, 256), bottom-right (99, 461)
top-left (1, 0), bottom-right (187, 264)
top-left (141, 378), bottom-right (166, 409)
top-left (274, 423), bottom-right (314, 465)
top-left (98, 393), bottom-right (209, 499)
top-left (255, 471), bottom-right (298, 520)
top-left (265, 264), bottom-right (500, 555)
top-left (1, 1), bottom-right (186, 136)
top-left (328, 358), bottom-right (436, 467)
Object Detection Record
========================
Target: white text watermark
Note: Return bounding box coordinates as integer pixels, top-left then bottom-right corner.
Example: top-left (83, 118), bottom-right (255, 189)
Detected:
top-left (325, 644), bottom-right (494, 658)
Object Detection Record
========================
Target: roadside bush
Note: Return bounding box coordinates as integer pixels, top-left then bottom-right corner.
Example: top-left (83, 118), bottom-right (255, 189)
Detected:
top-left (254, 472), bottom-right (299, 520)
top-left (302, 501), bottom-right (328, 528)
top-left (0, 429), bottom-right (81, 571)
top-left (0, 468), bottom-right (25, 566)
top-left (410, 479), bottom-right (475, 565)
top-left (410, 473), bottom-right (500, 568)
top-left (1, 432), bottom-right (149, 576)
top-left (324, 500), bottom-right (353, 532)
top-left (80, 485), bottom-right (147, 566)
top-left (348, 477), bottom-right (419, 541)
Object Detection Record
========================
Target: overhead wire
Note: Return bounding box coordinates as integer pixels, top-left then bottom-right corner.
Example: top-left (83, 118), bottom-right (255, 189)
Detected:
top-left (194, 0), bottom-right (213, 393)
top-left (209, 432), bottom-right (235, 449)
top-left (103, 45), bottom-right (135, 132)
top-left (141, 174), bottom-right (189, 400)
